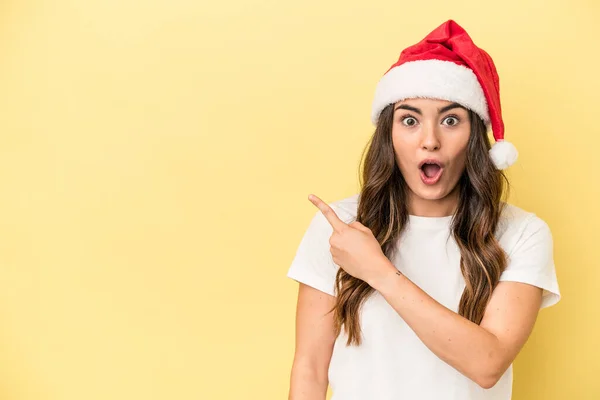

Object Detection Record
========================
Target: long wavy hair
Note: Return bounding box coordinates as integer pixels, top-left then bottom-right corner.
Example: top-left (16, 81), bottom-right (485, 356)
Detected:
top-left (332, 103), bottom-right (510, 346)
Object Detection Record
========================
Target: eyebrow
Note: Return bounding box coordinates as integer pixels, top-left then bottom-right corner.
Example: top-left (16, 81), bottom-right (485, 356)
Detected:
top-left (394, 102), bottom-right (467, 115)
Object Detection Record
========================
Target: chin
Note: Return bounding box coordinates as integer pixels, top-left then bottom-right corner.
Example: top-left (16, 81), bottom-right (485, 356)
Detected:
top-left (417, 189), bottom-right (449, 201)
top-left (408, 182), bottom-right (451, 201)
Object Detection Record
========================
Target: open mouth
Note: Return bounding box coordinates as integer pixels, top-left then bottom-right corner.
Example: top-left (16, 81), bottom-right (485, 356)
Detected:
top-left (419, 159), bottom-right (444, 185)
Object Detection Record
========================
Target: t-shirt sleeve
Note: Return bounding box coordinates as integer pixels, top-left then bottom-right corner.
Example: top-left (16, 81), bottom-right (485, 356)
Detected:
top-left (286, 209), bottom-right (340, 297)
top-left (499, 215), bottom-right (561, 309)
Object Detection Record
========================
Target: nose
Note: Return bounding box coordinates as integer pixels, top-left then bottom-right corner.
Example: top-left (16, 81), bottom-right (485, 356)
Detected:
top-left (421, 123), bottom-right (440, 151)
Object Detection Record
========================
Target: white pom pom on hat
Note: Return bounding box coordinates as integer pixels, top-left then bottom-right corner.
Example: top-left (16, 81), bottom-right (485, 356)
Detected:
top-left (489, 140), bottom-right (518, 170)
top-left (371, 20), bottom-right (517, 170)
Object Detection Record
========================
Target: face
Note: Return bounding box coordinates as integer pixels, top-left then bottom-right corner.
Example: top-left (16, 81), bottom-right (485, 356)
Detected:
top-left (391, 98), bottom-right (471, 214)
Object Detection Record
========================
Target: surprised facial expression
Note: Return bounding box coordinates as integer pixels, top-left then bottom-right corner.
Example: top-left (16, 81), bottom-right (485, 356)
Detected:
top-left (391, 98), bottom-right (472, 202)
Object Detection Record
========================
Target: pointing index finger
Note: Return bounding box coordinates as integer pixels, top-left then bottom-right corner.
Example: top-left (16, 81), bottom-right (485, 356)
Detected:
top-left (308, 194), bottom-right (347, 232)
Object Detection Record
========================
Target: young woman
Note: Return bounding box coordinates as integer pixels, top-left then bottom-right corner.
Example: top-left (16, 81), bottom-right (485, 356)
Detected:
top-left (286, 20), bottom-right (560, 400)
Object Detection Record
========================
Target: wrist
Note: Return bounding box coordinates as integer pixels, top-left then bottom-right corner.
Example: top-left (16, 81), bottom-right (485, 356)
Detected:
top-left (367, 258), bottom-right (402, 291)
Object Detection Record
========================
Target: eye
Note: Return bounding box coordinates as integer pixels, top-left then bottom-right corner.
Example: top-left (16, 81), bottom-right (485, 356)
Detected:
top-left (401, 116), bottom-right (418, 127)
top-left (442, 116), bottom-right (460, 126)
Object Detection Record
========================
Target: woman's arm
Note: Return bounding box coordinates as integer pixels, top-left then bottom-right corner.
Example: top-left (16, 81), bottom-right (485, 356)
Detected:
top-left (368, 264), bottom-right (542, 389)
top-left (289, 283), bottom-right (337, 400)
top-left (303, 195), bottom-right (551, 390)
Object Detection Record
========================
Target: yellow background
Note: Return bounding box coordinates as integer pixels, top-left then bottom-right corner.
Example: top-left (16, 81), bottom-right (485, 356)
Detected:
top-left (0, 0), bottom-right (597, 399)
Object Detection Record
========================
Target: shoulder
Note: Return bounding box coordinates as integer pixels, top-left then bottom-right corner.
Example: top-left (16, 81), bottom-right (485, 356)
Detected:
top-left (496, 203), bottom-right (560, 308)
top-left (496, 202), bottom-right (552, 254)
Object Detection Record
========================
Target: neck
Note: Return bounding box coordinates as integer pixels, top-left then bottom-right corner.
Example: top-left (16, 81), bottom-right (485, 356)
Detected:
top-left (407, 185), bottom-right (460, 217)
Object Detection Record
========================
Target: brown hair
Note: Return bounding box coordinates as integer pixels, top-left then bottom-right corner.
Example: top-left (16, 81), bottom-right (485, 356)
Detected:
top-left (332, 103), bottom-right (509, 346)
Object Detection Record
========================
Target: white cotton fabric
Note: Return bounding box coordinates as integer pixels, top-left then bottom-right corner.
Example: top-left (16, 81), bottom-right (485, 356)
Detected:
top-left (287, 193), bottom-right (560, 400)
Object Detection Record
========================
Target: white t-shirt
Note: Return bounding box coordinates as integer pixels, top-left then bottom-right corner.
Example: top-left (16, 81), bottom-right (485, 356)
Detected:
top-left (287, 193), bottom-right (560, 400)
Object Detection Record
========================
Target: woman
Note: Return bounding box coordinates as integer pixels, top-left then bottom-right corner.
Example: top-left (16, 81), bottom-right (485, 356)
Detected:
top-left (286, 20), bottom-right (561, 400)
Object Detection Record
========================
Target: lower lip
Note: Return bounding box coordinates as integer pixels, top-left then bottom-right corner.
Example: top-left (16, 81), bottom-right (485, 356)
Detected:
top-left (420, 167), bottom-right (443, 185)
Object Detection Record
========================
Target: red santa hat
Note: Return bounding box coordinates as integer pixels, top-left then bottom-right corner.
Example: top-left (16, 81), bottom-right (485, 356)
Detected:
top-left (371, 20), bottom-right (518, 169)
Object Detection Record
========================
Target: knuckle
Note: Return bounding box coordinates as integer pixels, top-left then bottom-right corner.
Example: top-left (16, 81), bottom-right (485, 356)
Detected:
top-left (329, 235), bottom-right (338, 246)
